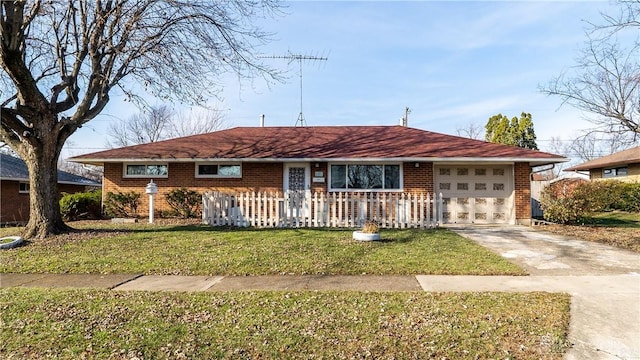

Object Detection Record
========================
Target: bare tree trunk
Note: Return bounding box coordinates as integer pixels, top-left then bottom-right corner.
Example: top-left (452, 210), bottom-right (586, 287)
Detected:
top-left (22, 138), bottom-right (70, 240)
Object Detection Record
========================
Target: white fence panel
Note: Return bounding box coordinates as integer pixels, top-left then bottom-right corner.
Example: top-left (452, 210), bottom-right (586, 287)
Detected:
top-left (203, 191), bottom-right (443, 229)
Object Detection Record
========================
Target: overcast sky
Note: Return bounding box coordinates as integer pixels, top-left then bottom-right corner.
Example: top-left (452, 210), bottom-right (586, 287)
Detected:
top-left (65, 0), bottom-right (624, 160)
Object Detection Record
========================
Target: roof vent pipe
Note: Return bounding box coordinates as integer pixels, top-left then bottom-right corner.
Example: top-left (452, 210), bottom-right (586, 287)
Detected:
top-left (260, 114), bottom-right (265, 127)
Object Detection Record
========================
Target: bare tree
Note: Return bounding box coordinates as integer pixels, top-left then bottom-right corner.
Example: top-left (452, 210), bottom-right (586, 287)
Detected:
top-left (540, 136), bottom-right (571, 178)
top-left (541, 1), bottom-right (640, 137)
top-left (106, 106), bottom-right (226, 147)
top-left (168, 108), bottom-right (226, 138)
top-left (0, 1), bottom-right (281, 239)
top-left (58, 140), bottom-right (104, 182)
top-left (105, 105), bottom-right (174, 148)
top-left (569, 131), bottom-right (637, 162)
top-left (455, 121), bottom-right (484, 140)
top-left (597, 0), bottom-right (640, 41)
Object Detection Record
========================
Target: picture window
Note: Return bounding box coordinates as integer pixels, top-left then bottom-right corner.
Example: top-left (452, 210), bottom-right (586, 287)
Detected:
top-left (330, 164), bottom-right (400, 191)
top-left (196, 163), bottom-right (241, 178)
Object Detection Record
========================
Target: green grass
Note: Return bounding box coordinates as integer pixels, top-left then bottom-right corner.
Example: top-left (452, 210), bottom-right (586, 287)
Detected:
top-left (0, 225), bottom-right (525, 275)
top-left (582, 211), bottom-right (640, 227)
top-left (0, 288), bottom-right (570, 359)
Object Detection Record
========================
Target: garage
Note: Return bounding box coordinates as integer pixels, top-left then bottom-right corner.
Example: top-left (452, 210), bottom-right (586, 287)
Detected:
top-left (434, 164), bottom-right (514, 224)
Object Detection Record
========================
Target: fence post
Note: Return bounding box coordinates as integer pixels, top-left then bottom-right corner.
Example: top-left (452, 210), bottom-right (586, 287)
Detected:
top-left (202, 193), bottom-right (208, 225)
top-left (437, 192), bottom-right (443, 226)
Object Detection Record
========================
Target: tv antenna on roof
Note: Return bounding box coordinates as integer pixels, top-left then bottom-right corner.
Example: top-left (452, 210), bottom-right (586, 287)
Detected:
top-left (260, 51), bottom-right (328, 126)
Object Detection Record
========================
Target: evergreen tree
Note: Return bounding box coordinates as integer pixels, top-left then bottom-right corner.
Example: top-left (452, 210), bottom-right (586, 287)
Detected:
top-left (485, 112), bottom-right (538, 150)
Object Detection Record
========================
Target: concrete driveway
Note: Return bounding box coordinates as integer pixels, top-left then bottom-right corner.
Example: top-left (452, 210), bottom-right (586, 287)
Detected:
top-left (449, 226), bottom-right (640, 360)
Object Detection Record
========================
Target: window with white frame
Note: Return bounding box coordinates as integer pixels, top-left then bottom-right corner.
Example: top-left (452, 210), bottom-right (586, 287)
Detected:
top-left (195, 163), bottom-right (242, 178)
top-left (124, 163), bottom-right (168, 178)
top-left (330, 164), bottom-right (401, 190)
top-left (19, 182), bottom-right (30, 194)
top-left (603, 166), bottom-right (628, 178)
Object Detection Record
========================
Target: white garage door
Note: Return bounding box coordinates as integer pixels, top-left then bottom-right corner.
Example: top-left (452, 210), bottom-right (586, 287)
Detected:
top-left (434, 165), bottom-right (514, 224)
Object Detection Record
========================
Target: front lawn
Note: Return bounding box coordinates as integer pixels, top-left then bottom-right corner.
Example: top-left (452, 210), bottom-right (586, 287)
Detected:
top-left (0, 288), bottom-right (570, 359)
top-left (543, 211), bottom-right (640, 253)
top-left (0, 224), bottom-right (525, 275)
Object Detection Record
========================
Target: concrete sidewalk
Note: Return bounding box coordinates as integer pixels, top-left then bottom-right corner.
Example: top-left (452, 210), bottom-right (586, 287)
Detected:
top-left (2, 272), bottom-right (639, 359)
top-left (0, 273), bottom-right (424, 292)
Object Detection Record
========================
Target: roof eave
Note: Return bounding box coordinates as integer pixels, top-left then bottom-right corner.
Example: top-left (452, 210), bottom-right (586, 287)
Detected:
top-left (70, 156), bottom-right (569, 165)
top-left (0, 177), bottom-right (99, 186)
top-left (0, 176), bottom-right (30, 182)
top-left (565, 160), bottom-right (639, 172)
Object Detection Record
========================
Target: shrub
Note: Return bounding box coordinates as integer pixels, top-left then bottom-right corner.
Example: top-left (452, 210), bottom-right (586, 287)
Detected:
top-left (540, 180), bottom-right (589, 224)
top-left (104, 191), bottom-right (140, 218)
top-left (541, 180), bottom-right (640, 224)
top-left (616, 182), bottom-right (640, 212)
top-left (165, 187), bottom-right (201, 218)
top-left (361, 221), bottom-right (380, 233)
top-left (59, 191), bottom-right (102, 221)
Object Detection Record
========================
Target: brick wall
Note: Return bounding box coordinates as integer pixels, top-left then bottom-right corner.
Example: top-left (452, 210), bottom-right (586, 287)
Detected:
top-left (514, 162), bottom-right (531, 224)
top-left (403, 162), bottom-right (434, 194)
top-left (310, 162), bottom-right (329, 192)
top-left (103, 162), bottom-right (284, 216)
top-left (0, 180), bottom-right (89, 224)
top-left (103, 161), bottom-right (442, 216)
top-left (103, 161), bottom-right (537, 224)
top-left (0, 180), bottom-right (30, 223)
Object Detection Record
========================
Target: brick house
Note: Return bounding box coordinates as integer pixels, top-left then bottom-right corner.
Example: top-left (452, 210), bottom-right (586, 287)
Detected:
top-left (70, 126), bottom-right (566, 225)
top-left (0, 153), bottom-right (100, 224)
top-left (565, 146), bottom-right (640, 182)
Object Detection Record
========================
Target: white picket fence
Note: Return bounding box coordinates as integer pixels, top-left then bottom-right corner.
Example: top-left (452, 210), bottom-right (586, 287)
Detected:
top-left (202, 191), bottom-right (443, 228)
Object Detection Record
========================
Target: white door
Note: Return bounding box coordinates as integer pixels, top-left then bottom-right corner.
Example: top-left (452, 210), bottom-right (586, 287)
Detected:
top-left (283, 163), bottom-right (311, 218)
top-left (434, 165), bottom-right (514, 224)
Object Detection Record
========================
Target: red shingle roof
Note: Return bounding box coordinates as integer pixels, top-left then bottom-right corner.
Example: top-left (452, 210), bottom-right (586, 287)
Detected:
top-left (565, 146), bottom-right (640, 171)
top-left (70, 126), bottom-right (566, 165)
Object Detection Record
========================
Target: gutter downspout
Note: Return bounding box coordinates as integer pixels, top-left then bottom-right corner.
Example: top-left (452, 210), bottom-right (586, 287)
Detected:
top-left (530, 163), bottom-right (555, 181)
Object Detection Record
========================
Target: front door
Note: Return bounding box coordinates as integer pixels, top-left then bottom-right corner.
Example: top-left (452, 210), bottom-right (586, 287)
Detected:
top-left (284, 163), bottom-right (311, 219)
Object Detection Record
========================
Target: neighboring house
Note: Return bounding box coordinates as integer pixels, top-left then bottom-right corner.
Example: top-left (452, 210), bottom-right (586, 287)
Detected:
top-left (0, 153), bottom-right (100, 224)
top-left (71, 125), bottom-right (566, 225)
top-left (565, 146), bottom-right (640, 182)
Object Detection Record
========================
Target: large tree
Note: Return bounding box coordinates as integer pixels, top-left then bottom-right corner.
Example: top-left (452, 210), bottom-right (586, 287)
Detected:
top-left (0, 0), bottom-right (281, 239)
top-left (541, 1), bottom-right (640, 137)
top-left (485, 112), bottom-right (538, 150)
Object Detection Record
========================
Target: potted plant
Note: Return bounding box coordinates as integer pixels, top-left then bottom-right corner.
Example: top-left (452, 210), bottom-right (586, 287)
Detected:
top-left (353, 221), bottom-right (381, 241)
top-left (0, 236), bottom-right (23, 249)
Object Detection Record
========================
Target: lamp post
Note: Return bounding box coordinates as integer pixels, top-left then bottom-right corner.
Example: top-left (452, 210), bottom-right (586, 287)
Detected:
top-left (145, 180), bottom-right (158, 224)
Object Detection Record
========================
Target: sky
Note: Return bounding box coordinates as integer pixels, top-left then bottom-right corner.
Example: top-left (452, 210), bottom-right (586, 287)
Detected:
top-left (64, 0), bottom-right (625, 163)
